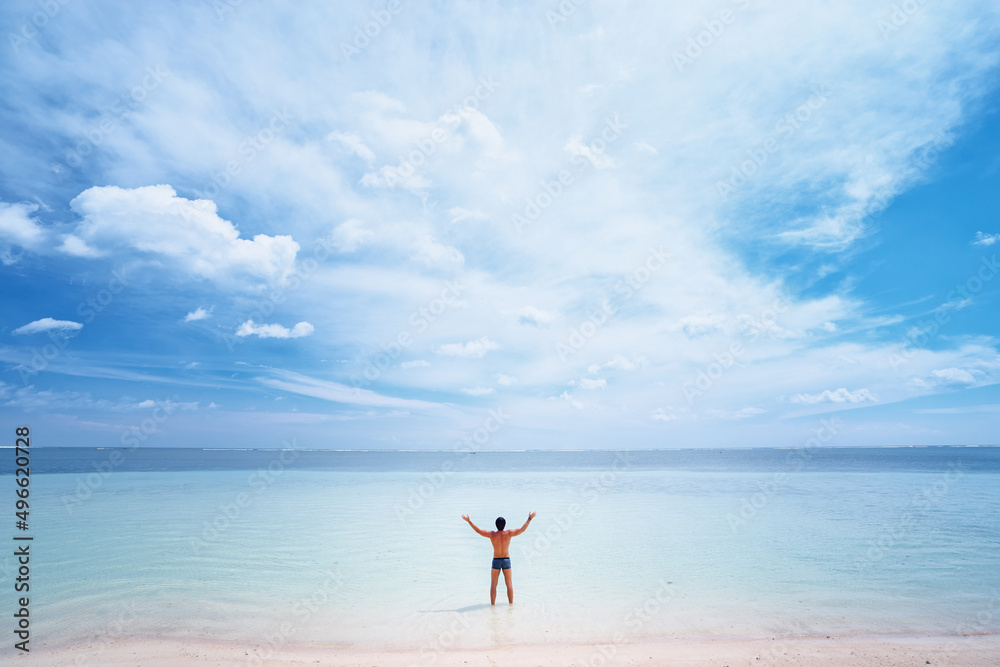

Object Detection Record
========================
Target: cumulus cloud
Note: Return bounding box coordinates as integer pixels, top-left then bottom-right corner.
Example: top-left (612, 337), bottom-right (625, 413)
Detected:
top-left (0, 202), bottom-right (47, 263)
top-left (790, 388), bottom-right (876, 404)
top-left (651, 408), bottom-right (679, 422)
top-left (66, 185), bottom-right (299, 289)
top-left (462, 386), bottom-right (495, 396)
top-left (401, 360), bottom-right (430, 369)
top-left (183, 307), bottom-right (213, 322)
top-left (579, 377), bottom-right (607, 390)
top-left (326, 131), bottom-right (376, 163)
top-left (972, 231), bottom-right (999, 246)
top-left (496, 373), bottom-right (516, 386)
top-left (236, 320), bottom-right (314, 339)
top-left (437, 336), bottom-right (500, 358)
top-left (12, 318), bottom-right (83, 335)
top-left (509, 305), bottom-right (555, 327)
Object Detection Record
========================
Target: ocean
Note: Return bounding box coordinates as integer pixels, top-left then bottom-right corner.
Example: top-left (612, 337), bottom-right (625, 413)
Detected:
top-left (3, 446), bottom-right (999, 661)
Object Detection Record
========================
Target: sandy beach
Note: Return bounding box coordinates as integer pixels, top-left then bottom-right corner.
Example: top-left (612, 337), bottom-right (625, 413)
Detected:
top-left (19, 634), bottom-right (1000, 666)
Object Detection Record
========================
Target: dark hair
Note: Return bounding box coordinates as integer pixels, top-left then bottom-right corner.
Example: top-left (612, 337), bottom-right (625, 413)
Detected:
top-left (495, 517), bottom-right (506, 530)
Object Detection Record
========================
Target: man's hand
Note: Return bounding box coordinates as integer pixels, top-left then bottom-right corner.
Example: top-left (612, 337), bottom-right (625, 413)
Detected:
top-left (462, 514), bottom-right (470, 522)
top-left (528, 511), bottom-right (536, 520)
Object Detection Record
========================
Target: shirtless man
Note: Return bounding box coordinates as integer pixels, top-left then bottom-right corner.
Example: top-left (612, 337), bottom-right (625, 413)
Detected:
top-left (461, 512), bottom-right (536, 605)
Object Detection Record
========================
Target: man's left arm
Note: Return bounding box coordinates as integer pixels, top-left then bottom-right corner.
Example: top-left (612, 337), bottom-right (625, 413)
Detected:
top-left (509, 511), bottom-right (536, 536)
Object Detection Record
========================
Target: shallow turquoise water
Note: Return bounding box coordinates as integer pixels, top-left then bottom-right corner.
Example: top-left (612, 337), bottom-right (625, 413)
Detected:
top-left (3, 450), bottom-right (999, 655)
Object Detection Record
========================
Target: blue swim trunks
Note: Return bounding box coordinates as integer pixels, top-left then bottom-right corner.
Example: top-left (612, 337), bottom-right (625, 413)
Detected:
top-left (491, 557), bottom-right (511, 570)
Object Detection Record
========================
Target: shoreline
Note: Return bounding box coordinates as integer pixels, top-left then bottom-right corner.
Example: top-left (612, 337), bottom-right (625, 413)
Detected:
top-left (18, 633), bottom-right (1000, 666)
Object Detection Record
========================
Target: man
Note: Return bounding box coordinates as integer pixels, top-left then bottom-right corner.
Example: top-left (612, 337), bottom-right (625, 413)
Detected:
top-left (461, 512), bottom-right (536, 605)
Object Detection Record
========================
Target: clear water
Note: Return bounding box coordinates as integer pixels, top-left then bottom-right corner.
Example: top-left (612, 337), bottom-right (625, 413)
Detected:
top-left (3, 447), bottom-right (999, 654)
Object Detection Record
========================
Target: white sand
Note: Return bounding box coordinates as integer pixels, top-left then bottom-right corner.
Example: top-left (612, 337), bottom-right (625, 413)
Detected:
top-left (16, 634), bottom-right (1000, 666)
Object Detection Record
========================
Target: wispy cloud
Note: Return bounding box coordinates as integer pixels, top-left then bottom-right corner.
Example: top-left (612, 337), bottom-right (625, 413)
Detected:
top-left (258, 370), bottom-right (442, 409)
top-left (13, 318), bottom-right (83, 335)
top-left (972, 231), bottom-right (999, 246)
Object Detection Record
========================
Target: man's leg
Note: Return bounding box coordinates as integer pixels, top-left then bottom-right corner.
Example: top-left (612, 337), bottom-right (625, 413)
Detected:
top-left (503, 567), bottom-right (513, 604)
top-left (490, 567), bottom-right (500, 606)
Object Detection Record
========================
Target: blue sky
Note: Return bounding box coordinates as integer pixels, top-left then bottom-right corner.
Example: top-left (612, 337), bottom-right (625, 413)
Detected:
top-left (1, 0), bottom-right (998, 449)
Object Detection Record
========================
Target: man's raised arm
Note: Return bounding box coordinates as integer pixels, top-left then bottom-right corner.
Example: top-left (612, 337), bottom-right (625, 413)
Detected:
top-left (462, 514), bottom-right (491, 537)
top-left (509, 511), bottom-right (537, 536)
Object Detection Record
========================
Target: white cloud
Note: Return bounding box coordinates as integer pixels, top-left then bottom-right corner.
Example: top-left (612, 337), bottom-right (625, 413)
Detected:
top-left (778, 212), bottom-right (867, 251)
top-left (496, 373), bottom-right (516, 386)
top-left (564, 134), bottom-right (619, 169)
top-left (326, 131), bottom-right (376, 163)
top-left (12, 318), bottom-right (83, 335)
top-left (560, 391), bottom-right (583, 410)
top-left (183, 307), bottom-right (213, 322)
top-left (508, 305), bottom-right (555, 327)
top-left (409, 233), bottom-right (464, 267)
top-left (361, 164), bottom-right (433, 191)
top-left (448, 207), bottom-right (489, 224)
top-left (600, 355), bottom-right (646, 372)
top-left (635, 141), bottom-right (658, 155)
top-left (820, 322), bottom-right (837, 332)
top-left (329, 219), bottom-right (374, 253)
top-left (651, 408), bottom-right (679, 422)
top-left (579, 377), bottom-right (607, 390)
top-left (236, 320), bottom-right (315, 339)
top-left (929, 367), bottom-right (979, 386)
top-left (973, 231), bottom-right (999, 246)
top-left (259, 370), bottom-right (441, 409)
top-left (57, 234), bottom-right (102, 258)
top-left (673, 311), bottom-right (726, 338)
top-left (707, 407), bottom-right (767, 420)
top-left (401, 360), bottom-right (430, 369)
top-left (790, 388), bottom-right (876, 404)
top-left (462, 386), bottom-right (495, 396)
top-left (437, 336), bottom-right (500, 358)
top-left (67, 185), bottom-right (299, 289)
top-left (0, 202), bottom-right (47, 261)
top-left (940, 297), bottom-right (973, 311)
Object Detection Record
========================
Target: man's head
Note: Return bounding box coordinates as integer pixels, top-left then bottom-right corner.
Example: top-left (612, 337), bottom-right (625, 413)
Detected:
top-left (495, 517), bottom-right (506, 530)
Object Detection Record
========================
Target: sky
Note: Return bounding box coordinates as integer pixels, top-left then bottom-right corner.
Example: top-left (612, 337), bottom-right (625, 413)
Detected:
top-left (1, 0), bottom-right (999, 450)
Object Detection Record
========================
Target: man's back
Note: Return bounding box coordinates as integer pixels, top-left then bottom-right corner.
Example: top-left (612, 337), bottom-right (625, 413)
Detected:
top-left (489, 530), bottom-right (513, 557)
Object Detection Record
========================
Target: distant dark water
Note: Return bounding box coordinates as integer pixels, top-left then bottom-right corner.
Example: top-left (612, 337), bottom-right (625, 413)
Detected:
top-left (3, 445), bottom-right (998, 474)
